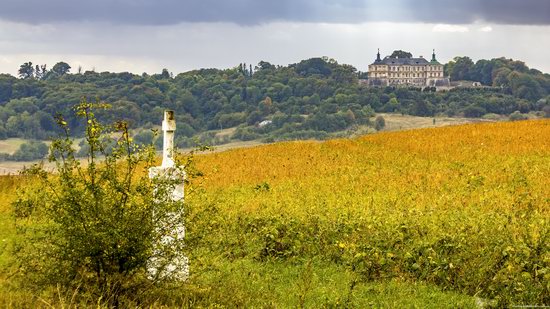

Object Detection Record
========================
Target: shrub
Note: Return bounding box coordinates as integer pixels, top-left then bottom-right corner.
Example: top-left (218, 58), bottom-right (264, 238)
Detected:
top-left (374, 115), bottom-right (386, 131)
top-left (10, 140), bottom-right (48, 161)
top-left (133, 129), bottom-right (155, 145)
top-left (234, 126), bottom-right (260, 141)
top-left (12, 100), bottom-right (189, 306)
top-left (462, 105), bottom-right (487, 118)
top-left (509, 111), bottom-right (528, 121)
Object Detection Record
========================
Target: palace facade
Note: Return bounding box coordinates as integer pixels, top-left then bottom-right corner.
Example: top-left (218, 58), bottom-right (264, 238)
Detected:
top-left (367, 50), bottom-right (450, 87)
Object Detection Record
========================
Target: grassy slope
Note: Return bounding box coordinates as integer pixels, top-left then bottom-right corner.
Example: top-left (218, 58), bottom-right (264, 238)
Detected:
top-left (186, 119), bottom-right (549, 307)
top-left (376, 113), bottom-right (495, 132)
top-left (0, 114), bottom-right (492, 175)
top-left (1, 119), bottom-right (549, 307)
top-left (0, 138), bottom-right (28, 155)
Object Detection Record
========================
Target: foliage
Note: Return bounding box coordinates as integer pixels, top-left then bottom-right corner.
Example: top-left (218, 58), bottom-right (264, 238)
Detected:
top-left (51, 61), bottom-right (71, 76)
top-left (446, 57), bottom-right (549, 101)
top-left (18, 62), bottom-right (34, 79)
top-left (1, 120), bottom-right (549, 306)
top-left (509, 111), bottom-right (529, 121)
top-left (188, 120), bottom-right (550, 307)
top-left (9, 140), bottom-right (48, 161)
top-left (389, 50), bottom-right (413, 59)
top-left (1, 56), bottom-right (549, 143)
top-left (11, 100), bottom-right (189, 306)
top-left (374, 115), bottom-right (386, 131)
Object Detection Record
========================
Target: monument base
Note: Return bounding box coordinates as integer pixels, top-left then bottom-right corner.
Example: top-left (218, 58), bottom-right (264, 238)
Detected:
top-left (147, 166), bottom-right (188, 281)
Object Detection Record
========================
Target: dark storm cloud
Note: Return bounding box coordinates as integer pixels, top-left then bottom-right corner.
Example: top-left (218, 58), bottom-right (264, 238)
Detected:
top-left (403, 0), bottom-right (550, 25)
top-left (0, 0), bottom-right (549, 25)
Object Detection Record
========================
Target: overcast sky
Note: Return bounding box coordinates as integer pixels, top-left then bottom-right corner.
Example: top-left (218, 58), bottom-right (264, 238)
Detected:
top-left (1, 0), bottom-right (549, 75)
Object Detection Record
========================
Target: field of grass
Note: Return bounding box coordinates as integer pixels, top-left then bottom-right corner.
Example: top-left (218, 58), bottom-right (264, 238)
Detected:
top-left (0, 138), bottom-right (30, 155)
top-left (184, 119), bottom-right (549, 307)
top-left (376, 113), bottom-right (496, 132)
top-left (0, 114), bottom-right (491, 175)
top-left (0, 119), bottom-right (548, 307)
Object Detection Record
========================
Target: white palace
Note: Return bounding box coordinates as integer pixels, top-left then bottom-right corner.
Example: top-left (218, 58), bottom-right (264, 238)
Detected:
top-left (367, 50), bottom-right (450, 87)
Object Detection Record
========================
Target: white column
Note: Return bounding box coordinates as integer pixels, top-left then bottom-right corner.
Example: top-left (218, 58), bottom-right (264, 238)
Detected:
top-left (148, 110), bottom-right (188, 281)
top-left (162, 110), bottom-right (176, 168)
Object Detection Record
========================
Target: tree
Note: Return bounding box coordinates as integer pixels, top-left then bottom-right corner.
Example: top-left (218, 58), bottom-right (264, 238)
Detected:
top-left (382, 97), bottom-right (400, 112)
top-left (449, 57), bottom-right (474, 81)
top-left (160, 68), bottom-right (171, 79)
top-left (470, 59), bottom-right (494, 85)
top-left (13, 100), bottom-right (190, 306)
top-left (411, 100), bottom-right (434, 117)
top-left (294, 58), bottom-right (332, 76)
top-left (509, 111), bottom-right (528, 121)
top-left (375, 115), bottom-right (386, 131)
top-left (0, 74), bottom-right (15, 103)
top-left (18, 62), bottom-right (34, 79)
top-left (10, 140), bottom-right (49, 161)
top-left (133, 129), bottom-right (155, 145)
top-left (52, 62), bottom-right (71, 76)
top-left (256, 61), bottom-right (275, 71)
top-left (389, 50), bottom-right (412, 59)
top-left (34, 65), bottom-right (42, 79)
top-left (462, 105), bottom-right (487, 118)
top-left (247, 110), bottom-right (262, 125)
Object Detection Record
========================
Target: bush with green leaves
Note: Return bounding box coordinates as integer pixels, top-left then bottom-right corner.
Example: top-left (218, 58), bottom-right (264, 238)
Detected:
top-left (509, 110), bottom-right (529, 121)
top-left (10, 140), bottom-right (49, 161)
top-left (374, 115), bottom-right (386, 131)
top-left (12, 100), bottom-right (190, 306)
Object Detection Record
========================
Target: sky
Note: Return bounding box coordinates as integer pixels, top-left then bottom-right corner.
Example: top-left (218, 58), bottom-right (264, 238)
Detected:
top-left (1, 0), bottom-right (549, 75)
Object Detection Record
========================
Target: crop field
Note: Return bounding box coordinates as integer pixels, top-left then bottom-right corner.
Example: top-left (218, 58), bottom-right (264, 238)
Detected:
top-left (0, 119), bottom-right (548, 307)
top-left (184, 119), bottom-right (549, 307)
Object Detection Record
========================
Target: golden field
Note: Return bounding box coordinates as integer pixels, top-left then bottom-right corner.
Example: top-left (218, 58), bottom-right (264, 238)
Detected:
top-left (1, 119), bottom-right (548, 307)
top-left (186, 119), bottom-right (549, 306)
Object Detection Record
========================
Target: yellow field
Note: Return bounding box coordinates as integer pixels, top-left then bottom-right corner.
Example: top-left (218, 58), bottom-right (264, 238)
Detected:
top-left (186, 119), bottom-right (549, 305)
top-left (194, 120), bottom-right (549, 216)
top-left (1, 119), bottom-right (548, 306)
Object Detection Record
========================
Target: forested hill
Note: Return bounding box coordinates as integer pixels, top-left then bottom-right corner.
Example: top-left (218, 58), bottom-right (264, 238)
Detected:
top-left (0, 56), bottom-right (549, 147)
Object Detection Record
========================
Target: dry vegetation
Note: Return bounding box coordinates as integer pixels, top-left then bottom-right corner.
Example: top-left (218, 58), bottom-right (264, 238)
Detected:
top-left (186, 119), bottom-right (549, 306)
top-left (0, 119), bottom-right (548, 307)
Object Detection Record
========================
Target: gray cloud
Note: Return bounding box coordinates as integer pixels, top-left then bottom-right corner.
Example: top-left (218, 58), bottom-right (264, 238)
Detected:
top-left (0, 0), bottom-right (549, 25)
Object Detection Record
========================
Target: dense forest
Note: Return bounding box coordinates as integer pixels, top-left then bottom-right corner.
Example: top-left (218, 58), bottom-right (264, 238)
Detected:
top-left (0, 55), bottom-right (549, 149)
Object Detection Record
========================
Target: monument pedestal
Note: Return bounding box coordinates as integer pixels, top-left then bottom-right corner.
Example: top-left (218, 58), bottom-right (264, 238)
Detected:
top-left (147, 111), bottom-right (188, 281)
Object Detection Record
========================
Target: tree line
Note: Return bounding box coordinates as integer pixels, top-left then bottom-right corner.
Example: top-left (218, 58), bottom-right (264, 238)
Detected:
top-left (0, 55), bottom-right (549, 149)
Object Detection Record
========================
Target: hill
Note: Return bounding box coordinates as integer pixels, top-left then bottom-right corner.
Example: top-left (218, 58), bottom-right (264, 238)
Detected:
top-left (0, 56), bottom-right (549, 150)
top-left (3, 119), bottom-right (548, 306)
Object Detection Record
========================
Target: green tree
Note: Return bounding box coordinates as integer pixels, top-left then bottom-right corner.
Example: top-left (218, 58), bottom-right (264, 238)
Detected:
top-left (462, 105), bottom-right (487, 118)
top-left (13, 100), bottom-right (190, 306)
top-left (10, 140), bottom-right (49, 161)
top-left (389, 50), bottom-right (412, 59)
top-left (133, 129), bottom-right (155, 145)
top-left (509, 111), bottom-right (528, 121)
top-left (18, 62), bottom-right (35, 79)
top-left (0, 74), bottom-right (15, 103)
top-left (449, 57), bottom-right (474, 81)
top-left (160, 68), bottom-right (171, 79)
top-left (375, 115), bottom-right (386, 131)
top-left (52, 62), bottom-right (71, 75)
top-left (382, 97), bottom-right (400, 112)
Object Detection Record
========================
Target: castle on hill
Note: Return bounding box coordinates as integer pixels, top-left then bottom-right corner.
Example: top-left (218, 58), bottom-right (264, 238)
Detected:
top-left (367, 50), bottom-right (450, 88)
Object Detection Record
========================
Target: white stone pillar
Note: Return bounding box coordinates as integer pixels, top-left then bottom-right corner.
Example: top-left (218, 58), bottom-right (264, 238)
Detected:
top-left (162, 110), bottom-right (176, 168)
top-left (148, 110), bottom-right (188, 281)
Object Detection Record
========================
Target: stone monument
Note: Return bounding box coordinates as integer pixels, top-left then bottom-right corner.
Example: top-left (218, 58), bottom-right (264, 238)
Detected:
top-left (147, 110), bottom-right (188, 281)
